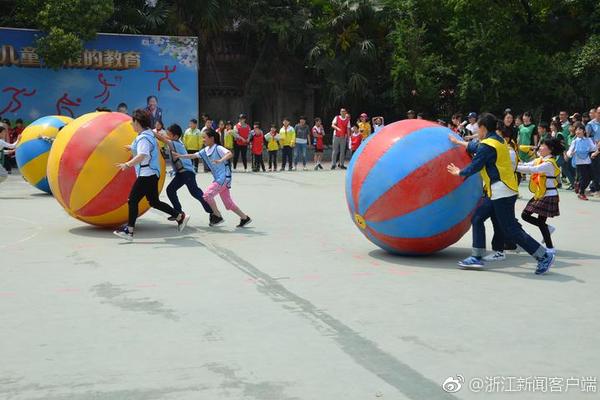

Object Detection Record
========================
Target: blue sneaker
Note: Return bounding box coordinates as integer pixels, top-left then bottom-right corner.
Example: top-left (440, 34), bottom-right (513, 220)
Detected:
top-left (458, 256), bottom-right (484, 269)
top-left (535, 252), bottom-right (555, 275)
top-left (113, 225), bottom-right (133, 242)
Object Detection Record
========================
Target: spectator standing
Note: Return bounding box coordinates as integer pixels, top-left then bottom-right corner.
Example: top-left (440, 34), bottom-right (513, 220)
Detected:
top-left (312, 118), bottom-right (325, 170)
top-left (233, 114), bottom-right (250, 172)
top-left (145, 96), bottom-right (162, 128)
top-left (558, 110), bottom-right (570, 136)
top-left (372, 116), bottom-right (385, 134)
top-left (331, 108), bottom-right (350, 170)
top-left (279, 118), bottom-right (295, 171)
top-left (183, 119), bottom-right (202, 172)
top-left (357, 113), bottom-right (371, 139)
top-left (585, 106), bottom-right (600, 195)
top-left (249, 122), bottom-right (266, 172)
top-left (294, 116), bottom-right (310, 171)
top-left (223, 121), bottom-right (235, 152)
top-left (465, 112), bottom-right (479, 139)
top-left (567, 122), bottom-right (596, 200)
top-left (265, 124), bottom-right (280, 171)
top-left (518, 111), bottom-right (537, 163)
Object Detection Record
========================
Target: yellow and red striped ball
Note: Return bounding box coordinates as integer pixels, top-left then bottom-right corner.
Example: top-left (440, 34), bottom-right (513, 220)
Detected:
top-left (47, 112), bottom-right (166, 227)
top-left (16, 115), bottom-right (73, 193)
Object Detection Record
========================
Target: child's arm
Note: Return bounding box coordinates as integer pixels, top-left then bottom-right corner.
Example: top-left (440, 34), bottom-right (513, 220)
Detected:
top-left (116, 153), bottom-right (146, 170)
top-left (448, 134), bottom-right (468, 148)
top-left (213, 148), bottom-right (232, 164)
top-left (172, 152), bottom-right (199, 160)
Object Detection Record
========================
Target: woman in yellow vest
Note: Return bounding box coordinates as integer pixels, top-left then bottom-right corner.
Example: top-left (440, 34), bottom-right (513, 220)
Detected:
top-left (516, 137), bottom-right (564, 254)
top-left (447, 113), bottom-right (555, 275)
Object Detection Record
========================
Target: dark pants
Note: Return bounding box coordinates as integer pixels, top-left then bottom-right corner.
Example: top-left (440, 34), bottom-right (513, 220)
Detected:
top-left (521, 211), bottom-right (553, 249)
top-left (576, 164), bottom-right (592, 195)
top-left (128, 175), bottom-right (178, 227)
top-left (268, 150), bottom-right (278, 170)
top-left (253, 153), bottom-right (265, 172)
top-left (492, 195), bottom-right (544, 258)
top-left (591, 156), bottom-right (600, 192)
top-left (561, 157), bottom-right (576, 186)
top-left (471, 196), bottom-right (505, 255)
top-left (2, 155), bottom-right (11, 172)
top-left (281, 146), bottom-right (293, 170)
top-left (187, 150), bottom-right (199, 172)
top-left (233, 144), bottom-right (248, 170)
top-left (166, 171), bottom-right (212, 214)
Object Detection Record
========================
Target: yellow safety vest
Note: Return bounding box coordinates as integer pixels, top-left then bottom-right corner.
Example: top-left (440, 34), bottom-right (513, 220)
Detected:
top-left (529, 157), bottom-right (560, 200)
top-left (480, 137), bottom-right (519, 197)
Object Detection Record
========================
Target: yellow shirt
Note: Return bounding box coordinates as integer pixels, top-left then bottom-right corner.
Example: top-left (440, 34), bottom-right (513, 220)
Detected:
top-left (183, 128), bottom-right (202, 151)
top-left (279, 126), bottom-right (296, 147)
top-left (266, 132), bottom-right (279, 151)
top-left (358, 121), bottom-right (371, 139)
top-left (224, 129), bottom-right (235, 149)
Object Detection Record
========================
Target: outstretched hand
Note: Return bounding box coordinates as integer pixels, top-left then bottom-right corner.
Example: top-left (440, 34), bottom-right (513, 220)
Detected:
top-left (448, 134), bottom-right (460, 145)
top-left (447, 163), bottom-right (461, 176)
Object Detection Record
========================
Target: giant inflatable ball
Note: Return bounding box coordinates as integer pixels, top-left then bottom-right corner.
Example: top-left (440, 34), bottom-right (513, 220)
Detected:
top-left (346, 119), bottom-right (482, 255)
top-left (16, 115), bottom-right (73, 193)
top-left (47, 112), bottom-right (166, 227)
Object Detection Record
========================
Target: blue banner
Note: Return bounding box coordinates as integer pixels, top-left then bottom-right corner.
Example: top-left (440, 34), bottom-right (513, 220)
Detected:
top-left (0, 27), bottom-right (198, 126)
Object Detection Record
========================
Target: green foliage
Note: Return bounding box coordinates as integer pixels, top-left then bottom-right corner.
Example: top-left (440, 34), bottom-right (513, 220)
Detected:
top-left (0, 0), bottom-right (598, 115)
top-left (12, 0), bottom-right (113, 69)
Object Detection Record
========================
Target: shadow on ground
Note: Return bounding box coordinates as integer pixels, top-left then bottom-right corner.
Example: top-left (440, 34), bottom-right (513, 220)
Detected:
top-left (368, 247), bottom-right (589, 283)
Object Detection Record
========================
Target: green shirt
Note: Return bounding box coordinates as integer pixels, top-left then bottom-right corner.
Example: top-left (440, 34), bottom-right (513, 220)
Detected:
top-left (518, 123), bottom-right (536, 161)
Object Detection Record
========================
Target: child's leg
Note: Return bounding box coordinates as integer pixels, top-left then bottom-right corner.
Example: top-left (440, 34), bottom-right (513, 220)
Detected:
top-left (219, 187), bottom-right (247, 219)
top-left (470, 197), bottom-right (493, 258)
top-left (579, 165), bottom-right (592, 194)
top-left (493, 196), bottom-right (546, 259)
top-left (521, 211), bottom-right (553, 249)
top-left (259, 154), bottom-right (265, 171)
top-left (183, 171), bottom-right (212, 214)
top-left (203, 182), bottom-right (223, 217)
top-left (166, 173), bottom-right (186, 214)
top-left (145, 175), bottom-right (180, 218)
top-left (127, 177), bottom-right (149, 230)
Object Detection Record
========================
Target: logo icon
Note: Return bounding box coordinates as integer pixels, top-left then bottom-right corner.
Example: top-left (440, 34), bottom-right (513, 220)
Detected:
top-left (442, 375), bottom-right (464, 393)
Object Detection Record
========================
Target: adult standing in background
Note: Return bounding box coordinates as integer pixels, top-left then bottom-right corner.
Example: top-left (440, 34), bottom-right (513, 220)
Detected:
top-left (558, 110), bottom-right (570, 137)
top-left (518, 111), bottom-right (537, 163)
top-left (145, 95), bottom-right (162, 128)
top-left (294, 116), bottom-right (310, 171)
top-left (331, 107), bottom-right (350, 170)
top-left (234, 113), bottom-right (250, 172)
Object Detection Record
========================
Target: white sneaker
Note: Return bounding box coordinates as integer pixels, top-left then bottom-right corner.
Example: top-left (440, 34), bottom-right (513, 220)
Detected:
top-left (483, 251), bottom-right (506, 262)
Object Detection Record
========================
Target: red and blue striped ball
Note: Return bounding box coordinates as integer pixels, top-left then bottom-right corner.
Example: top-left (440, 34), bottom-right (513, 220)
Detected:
top-left (346, 119), bottom-right (482, 255)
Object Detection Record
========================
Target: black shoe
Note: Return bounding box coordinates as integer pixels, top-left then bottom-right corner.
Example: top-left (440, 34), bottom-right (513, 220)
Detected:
top-left (237, 216), bottom-right (252, 228)
top-left (340, 165), bottom-right (347, 170)
top-left (318, 164), bottom-right (323, 170)
top-left (331, 165), bottom-right (336, 170)
top-left (209, 214), bottom-right (224, 226)
top-left (167, 214), bottom-right (180, 221)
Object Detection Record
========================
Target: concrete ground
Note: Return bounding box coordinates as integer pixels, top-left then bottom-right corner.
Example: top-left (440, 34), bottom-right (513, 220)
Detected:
top-left (1, 166), bottom-right (599, 400)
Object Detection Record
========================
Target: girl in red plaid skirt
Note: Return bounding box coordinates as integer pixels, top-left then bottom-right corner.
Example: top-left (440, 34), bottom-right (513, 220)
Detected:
top-left (516, 137), bottom-right (565, 254)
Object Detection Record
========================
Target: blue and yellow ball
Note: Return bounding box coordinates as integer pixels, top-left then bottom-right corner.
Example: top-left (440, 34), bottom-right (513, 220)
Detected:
top-left (16, 115), bottom-right (73, 193)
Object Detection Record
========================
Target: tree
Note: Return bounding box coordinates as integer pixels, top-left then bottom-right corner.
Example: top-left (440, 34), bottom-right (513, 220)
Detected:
top-left (12, 0), bottom-right (114, 69)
